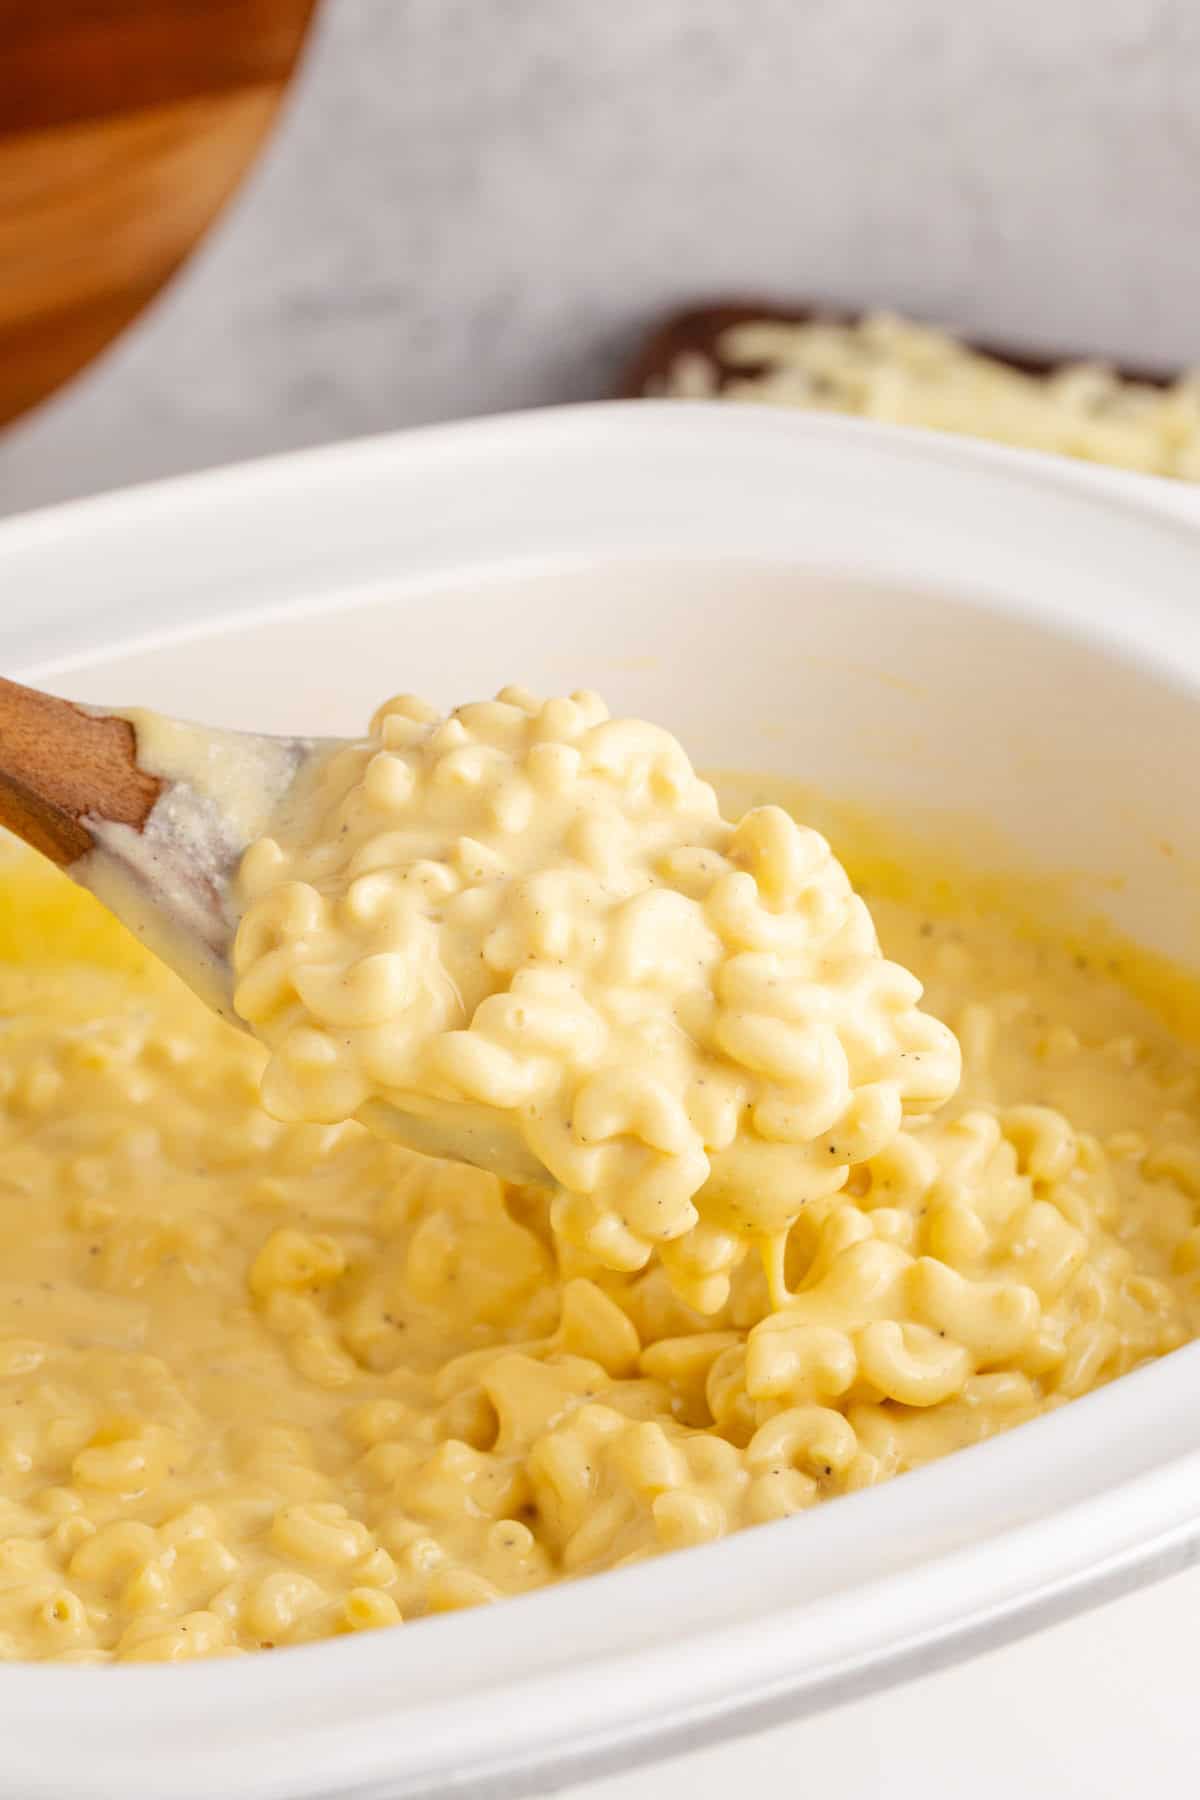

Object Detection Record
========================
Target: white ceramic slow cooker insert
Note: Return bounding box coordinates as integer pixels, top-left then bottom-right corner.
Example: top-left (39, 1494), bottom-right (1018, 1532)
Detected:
top-left (1, 404), bottom-right (1199, 1800)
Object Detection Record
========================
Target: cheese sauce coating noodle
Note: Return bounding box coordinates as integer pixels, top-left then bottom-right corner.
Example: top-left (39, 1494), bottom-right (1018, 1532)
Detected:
top-left (0, 778), bottom-right (1197, 1662)
top-left (233, 691), bottom-right (960, 1309)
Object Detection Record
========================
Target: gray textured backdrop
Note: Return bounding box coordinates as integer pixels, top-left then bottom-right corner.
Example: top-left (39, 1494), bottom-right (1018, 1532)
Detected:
top-left (2, 0), bottom-right (1198, 514)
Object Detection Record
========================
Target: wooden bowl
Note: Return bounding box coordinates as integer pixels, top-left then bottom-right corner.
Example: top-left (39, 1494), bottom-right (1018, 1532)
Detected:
top-left (0, 0), bottom-right (318, 429)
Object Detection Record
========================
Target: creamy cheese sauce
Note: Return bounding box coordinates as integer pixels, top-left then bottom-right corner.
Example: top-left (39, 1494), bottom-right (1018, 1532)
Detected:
top-left (0, 763), bottom-right (1197, 1662)
top-left (79, 709), bottom-right (317, 1021)
top-left (232, 691), bottom-right (960, 1312)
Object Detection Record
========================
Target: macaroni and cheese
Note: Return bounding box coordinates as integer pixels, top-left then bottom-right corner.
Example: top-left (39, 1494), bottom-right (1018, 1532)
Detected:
top-left (0, 716), bottom-right (1196, 1662)
top-left (233, 691), bottom-right (960, 1312)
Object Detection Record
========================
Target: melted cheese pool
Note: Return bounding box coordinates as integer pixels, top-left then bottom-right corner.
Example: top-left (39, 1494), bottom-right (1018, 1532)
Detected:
top-left (0, 791), bottom-right (1198, 1663)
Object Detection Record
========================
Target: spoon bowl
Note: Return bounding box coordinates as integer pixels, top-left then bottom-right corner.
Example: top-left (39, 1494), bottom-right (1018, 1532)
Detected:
top-left (0, 674), bottom-right (553, 1187)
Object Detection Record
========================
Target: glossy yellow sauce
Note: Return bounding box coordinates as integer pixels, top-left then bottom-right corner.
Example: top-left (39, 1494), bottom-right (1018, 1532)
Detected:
top-left (0, 784), bottom-right (1198, 1663)
top-left (232, 691), bottom-right (959, 1311)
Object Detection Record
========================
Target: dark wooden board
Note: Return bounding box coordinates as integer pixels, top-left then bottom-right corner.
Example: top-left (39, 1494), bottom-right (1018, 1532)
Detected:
top-left (619, 299), bottom-right (1177, 399)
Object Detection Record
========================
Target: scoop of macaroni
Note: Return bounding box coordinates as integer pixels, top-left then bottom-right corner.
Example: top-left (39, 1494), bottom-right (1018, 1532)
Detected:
top-left (0, 843), bottom-right (1197, 1665)
top-left (233, 691), bottom-right (961, 1309)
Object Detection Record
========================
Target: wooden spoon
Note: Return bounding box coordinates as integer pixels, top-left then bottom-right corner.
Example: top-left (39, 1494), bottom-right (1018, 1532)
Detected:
top-left (0, 675), bottom-right (549, 1186)
top-left (0, 674), bottom-right (313, 1013)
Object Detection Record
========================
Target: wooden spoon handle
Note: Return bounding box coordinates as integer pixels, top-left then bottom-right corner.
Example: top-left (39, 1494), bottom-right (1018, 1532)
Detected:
top-left (0, 677), bottom-right (162, 867)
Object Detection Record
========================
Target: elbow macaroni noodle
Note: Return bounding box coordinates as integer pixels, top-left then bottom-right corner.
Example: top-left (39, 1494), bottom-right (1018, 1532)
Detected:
top-left (232, 691), bottom-right (960, 1310)
top-left (0, 739), bottom-right (1196, 1661)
